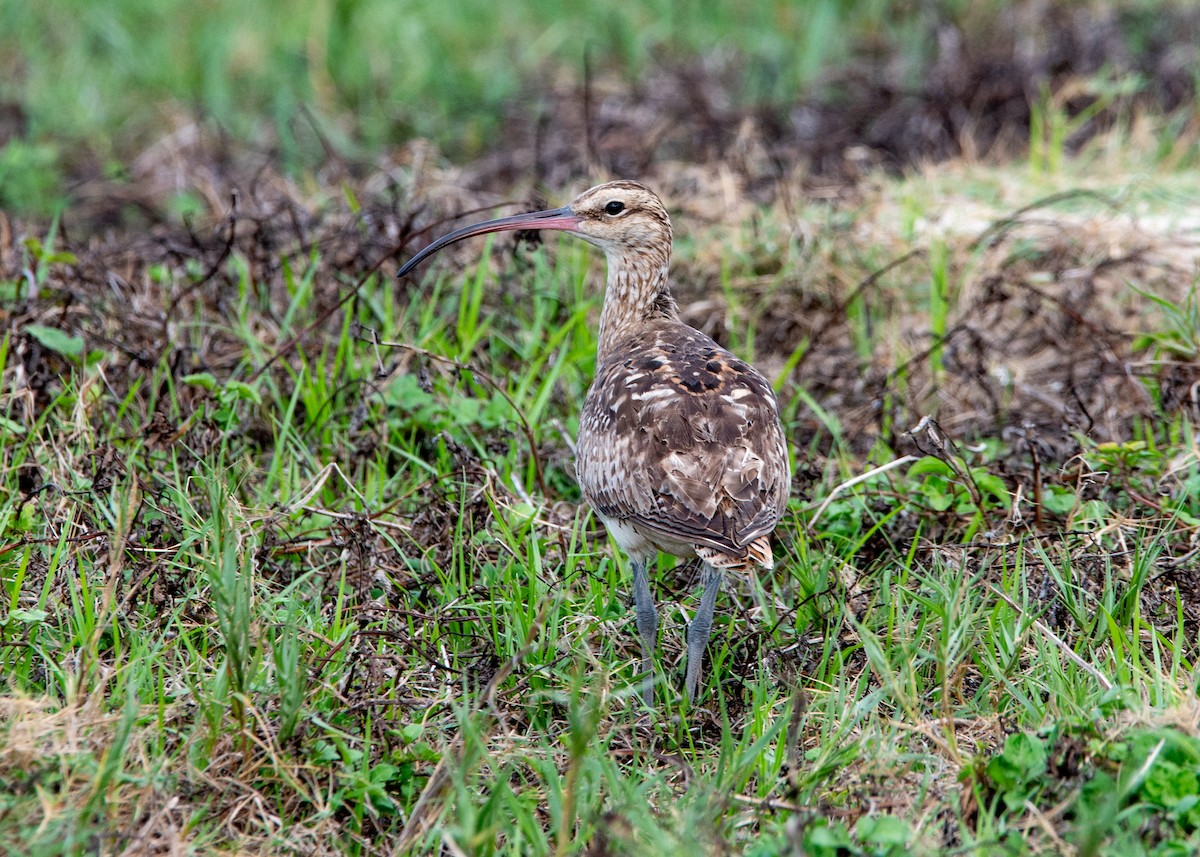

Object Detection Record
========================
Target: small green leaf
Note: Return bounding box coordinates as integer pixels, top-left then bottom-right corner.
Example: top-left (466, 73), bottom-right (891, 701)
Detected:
top-left (1076, 499), bottom-right (1113, 524)
top-left (907, 456), bottom-right (955, 477)
top-left (22, 235), bottom-right (76, 265)
top-left (1143, 760), bottom-right (1199, 811)
top-left (311, 740), bottom-right (340, 764)
top-left (6, 608), bottom-right (48, 624)
top-left (972, 472), bottom-right (1009, 501)
top-left (987, 732), bottom-right (1047, 810)
top-left (182, 372), bottom-right (219, 391)
top-left (856, 813), bottom-right (911, 845)
top-left (804, 820), bottom-right (853, 855)
top-left (25, 324), bottom-right (84, 357)
top-left (0, 414), bottom-right (26, 437)
top-left (223, 380), bottom-right (261, 404)
top-left (744, 835), bottom-right (789, 857)
top-left (1042, 488), bottom-right (1077, 514)
top-left (928, 490), bottom-right (955, 512)
top-left (342, 183), bottom-right (361, 213)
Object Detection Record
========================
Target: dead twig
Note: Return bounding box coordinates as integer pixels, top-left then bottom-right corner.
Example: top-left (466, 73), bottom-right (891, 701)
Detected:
top-left (968, 189), bottom-right (1119, 252)
top-left (165, 190), bottom-right (239, 322)
top-left (807, 455), bottom-right (919, 529)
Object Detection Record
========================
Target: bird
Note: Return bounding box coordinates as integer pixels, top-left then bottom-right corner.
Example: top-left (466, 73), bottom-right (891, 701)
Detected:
top-left (395, 181), bottom-right (791, 705)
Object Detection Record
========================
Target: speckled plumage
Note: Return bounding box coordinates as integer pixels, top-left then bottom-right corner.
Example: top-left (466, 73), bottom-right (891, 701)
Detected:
top-left (395, 180), bottom-right (792, 705)
top-left (576, 320), bottom-right (789, 572)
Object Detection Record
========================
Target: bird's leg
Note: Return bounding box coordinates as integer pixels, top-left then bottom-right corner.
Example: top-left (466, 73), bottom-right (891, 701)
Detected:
top-left (684, 564), bottom-right (723, 702)
top-left (630, 557), bottom-right (658, 706)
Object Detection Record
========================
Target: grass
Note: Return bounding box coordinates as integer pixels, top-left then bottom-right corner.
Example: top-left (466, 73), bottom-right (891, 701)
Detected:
top-left (2, 134), bottom-right (1200, 854)
top-left (0, 0), bottom-right (972, 145)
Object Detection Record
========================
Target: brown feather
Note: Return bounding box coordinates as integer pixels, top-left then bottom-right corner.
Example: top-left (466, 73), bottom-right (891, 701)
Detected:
top-left (576, 319), bottom-right (790, 567)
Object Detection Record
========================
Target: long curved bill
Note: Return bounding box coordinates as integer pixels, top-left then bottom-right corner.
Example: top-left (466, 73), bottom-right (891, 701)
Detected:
top-left (396, 206), bottom-right (583, 279)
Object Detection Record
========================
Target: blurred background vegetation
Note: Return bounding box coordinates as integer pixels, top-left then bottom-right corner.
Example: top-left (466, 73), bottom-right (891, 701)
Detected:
top-left (2, 0), bottom-right (1194, 214)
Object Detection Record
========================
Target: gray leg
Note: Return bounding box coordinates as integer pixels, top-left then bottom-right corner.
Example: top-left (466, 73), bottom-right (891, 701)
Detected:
top-left (631, 558), bottom-right (658, 706)
top-left (684, 565), bottom-right (723, 702)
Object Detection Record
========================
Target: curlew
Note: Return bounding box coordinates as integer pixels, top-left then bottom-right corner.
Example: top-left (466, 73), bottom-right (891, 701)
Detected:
top-left (396, 181), bottom-right (791, 704)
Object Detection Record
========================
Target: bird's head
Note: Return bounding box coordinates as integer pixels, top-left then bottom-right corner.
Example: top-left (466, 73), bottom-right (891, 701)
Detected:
top-left (395, 180), bottom-right (672, 280)
top-left (563, 181), bottom-right (672, 255)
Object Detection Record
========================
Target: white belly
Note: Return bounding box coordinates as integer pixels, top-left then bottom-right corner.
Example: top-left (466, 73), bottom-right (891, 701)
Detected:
top-left (594, 511), bottom-right (698, 561)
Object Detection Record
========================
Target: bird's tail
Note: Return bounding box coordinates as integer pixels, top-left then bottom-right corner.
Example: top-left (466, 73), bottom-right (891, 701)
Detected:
top-left (697, 535), bottom-right (774, 571)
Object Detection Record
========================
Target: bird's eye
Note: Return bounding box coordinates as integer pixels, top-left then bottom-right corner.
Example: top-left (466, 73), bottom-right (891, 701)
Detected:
top-left (604, 200), bottom-right (625, 216)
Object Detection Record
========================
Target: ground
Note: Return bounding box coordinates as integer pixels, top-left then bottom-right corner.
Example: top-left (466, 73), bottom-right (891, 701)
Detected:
top-left (2, 3), bottom-right (1200, 855)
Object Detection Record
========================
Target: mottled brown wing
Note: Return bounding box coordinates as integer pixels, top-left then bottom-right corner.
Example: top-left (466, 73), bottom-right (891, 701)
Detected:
top-left (575, 322), bottom-right (791, 559)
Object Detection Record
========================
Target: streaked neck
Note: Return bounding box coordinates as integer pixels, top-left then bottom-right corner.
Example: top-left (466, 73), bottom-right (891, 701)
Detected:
top-left (597, 249), bottom-right (678, 363)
